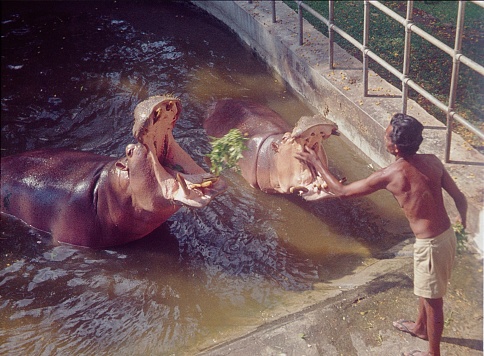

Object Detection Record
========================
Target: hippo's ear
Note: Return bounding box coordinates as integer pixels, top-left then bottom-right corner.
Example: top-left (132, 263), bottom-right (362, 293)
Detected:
top-left (115, 158), bottom-right (129, 171)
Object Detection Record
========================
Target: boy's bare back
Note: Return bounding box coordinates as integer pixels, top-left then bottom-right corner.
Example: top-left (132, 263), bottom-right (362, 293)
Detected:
top-left (381, 154), bottom-right (458, 239)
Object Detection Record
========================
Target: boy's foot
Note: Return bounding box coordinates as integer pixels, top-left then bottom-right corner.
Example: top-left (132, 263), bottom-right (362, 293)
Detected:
top-left (392, 319), bottom-right (428, 340)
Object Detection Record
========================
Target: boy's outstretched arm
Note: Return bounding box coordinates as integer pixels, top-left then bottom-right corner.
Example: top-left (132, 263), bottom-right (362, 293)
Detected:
top-left (296, 146), bottom-right (389, 199)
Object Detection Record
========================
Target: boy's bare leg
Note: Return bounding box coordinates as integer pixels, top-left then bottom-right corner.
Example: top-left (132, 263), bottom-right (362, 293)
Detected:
top-left (425, 297), bottom-right (444, 356)
top-left (413, 297), bottom-right (429, 338)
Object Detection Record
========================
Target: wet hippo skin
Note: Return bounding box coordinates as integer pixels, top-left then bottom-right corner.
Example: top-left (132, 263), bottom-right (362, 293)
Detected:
top-left (1, 95), bottom-right (227, 248)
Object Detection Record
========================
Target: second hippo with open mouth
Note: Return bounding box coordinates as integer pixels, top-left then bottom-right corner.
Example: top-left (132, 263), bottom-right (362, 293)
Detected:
top-left (204, 99), bottom-right (340, 201)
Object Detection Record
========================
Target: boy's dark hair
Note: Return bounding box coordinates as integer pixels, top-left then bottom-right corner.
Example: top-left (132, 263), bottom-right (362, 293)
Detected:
top-left (389, 113), bottom-right (424, 155)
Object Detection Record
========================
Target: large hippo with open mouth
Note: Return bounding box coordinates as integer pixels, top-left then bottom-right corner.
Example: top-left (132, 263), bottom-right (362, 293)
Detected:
top-left (1, 95), bottom-right (226, 248)
top-left (204, 99), bottom-right (339, 201)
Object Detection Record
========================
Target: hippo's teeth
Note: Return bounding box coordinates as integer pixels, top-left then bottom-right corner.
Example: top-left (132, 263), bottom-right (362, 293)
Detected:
top-left (154, 108), bottom-right (162, 124)
top-left (176, 173), bottom-right (190, 196)
top-left (290, 186), bottom-right (309, 194)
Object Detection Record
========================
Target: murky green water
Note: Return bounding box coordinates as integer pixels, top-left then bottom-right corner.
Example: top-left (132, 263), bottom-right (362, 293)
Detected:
top-left (0, 1), bottom-right (408, 354)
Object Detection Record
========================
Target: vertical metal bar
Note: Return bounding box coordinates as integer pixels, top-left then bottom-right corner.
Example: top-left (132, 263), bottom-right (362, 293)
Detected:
top-left (402, 1), bottom-right (413, 115)
top-left (272, 0), bottom-right (276, 23)
top-left (363, 0), bottom-right (370, 97)
top-left (298, 1), bottom-right (303, 46)
top-left (329, 0), bottom-right (334, 69)
top-left (445, 1), bottom-right (466, 162)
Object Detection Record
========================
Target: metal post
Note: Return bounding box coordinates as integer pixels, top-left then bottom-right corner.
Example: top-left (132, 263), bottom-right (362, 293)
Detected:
top-left (402, 1), bottom-right (413, 114)
top-left (445, 1), bottom-right (466, 162)
top-left (272, 0), bottom-right (276, 23)
top-left (329, 0), bottom-right (334, 69)
top-left (298, 1), bottom-right (303, 46)
top-left (363, 0), bottom-right (370, 97)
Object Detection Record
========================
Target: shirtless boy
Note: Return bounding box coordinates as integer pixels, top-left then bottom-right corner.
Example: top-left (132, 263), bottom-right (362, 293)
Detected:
top-left (296, 113), bottom-right (467, 356)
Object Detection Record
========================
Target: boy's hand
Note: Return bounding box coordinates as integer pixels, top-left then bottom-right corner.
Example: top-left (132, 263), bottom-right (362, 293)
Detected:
top-left (295, 146), bottom-right (319, 167)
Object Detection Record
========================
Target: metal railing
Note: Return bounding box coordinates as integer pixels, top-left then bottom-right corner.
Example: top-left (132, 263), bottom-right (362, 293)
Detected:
top-left (252, 0), bottom-right (484, 162)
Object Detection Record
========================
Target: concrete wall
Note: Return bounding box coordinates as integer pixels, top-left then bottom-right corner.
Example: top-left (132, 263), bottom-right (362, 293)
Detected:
top-left (191, 0), bottom-right (483, 252)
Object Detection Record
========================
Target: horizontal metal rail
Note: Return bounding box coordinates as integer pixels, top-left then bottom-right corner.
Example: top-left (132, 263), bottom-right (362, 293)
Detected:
top-left (254, 0), bottom-right (483, 162)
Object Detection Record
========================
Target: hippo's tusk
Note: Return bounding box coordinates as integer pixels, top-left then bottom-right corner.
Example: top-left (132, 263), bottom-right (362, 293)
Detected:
top-left (176, 173), bottom-right (190, 196)
top-left (290, 186), bottom-right (309, 194)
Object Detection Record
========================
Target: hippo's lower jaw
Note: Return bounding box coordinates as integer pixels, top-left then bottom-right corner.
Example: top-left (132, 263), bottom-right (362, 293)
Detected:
top-left (300, 188), bottom-right (334, 201)
top-left (289, 176), bottom-right (335, 201)
top-left (171, 172), bottom-right (227, 208)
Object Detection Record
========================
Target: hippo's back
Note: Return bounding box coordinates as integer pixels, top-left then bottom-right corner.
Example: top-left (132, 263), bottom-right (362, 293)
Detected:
top-left (204, 99), bottom-right (291, 138)
top-left (1, 149), bottom-right (112, 235)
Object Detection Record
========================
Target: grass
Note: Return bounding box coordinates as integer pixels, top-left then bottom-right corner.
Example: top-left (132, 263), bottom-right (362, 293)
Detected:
top-left (283, 1), bottom-right (483, 152)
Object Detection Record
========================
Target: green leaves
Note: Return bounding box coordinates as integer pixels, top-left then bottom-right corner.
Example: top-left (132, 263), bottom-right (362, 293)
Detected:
top-left (206, 129), bottom-right (248, 176)
top-left (453, 222), bottom-right (468, 254)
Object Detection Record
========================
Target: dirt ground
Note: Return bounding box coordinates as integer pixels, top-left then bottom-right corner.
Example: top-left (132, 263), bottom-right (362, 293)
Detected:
top-left (199, 247), bottom-right (483, 355)
top-left (302, 250), bottom-right (483, 355)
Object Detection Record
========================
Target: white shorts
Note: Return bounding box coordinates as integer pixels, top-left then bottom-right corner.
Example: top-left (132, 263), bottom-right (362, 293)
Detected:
top-left (413, 226), bottom-right (456, 299)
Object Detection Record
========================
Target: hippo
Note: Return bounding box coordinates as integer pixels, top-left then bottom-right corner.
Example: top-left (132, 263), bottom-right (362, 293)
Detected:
top-left (203, 99), bottom-right (339, 201)
top-left (1, 95), bottom-right (226, 248)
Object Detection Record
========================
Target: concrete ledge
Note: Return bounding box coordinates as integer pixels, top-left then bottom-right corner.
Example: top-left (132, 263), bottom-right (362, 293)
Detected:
top-left (191, 0), bottom-right (483, 252)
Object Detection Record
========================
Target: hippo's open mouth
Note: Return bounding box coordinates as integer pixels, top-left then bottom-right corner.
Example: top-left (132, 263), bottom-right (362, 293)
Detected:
top-left (132, 95), bottom-right (182, 166)
top-left (132, 94), bottom-right (182, 144)
top-left (130, 95), bottom-right (228, 209)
